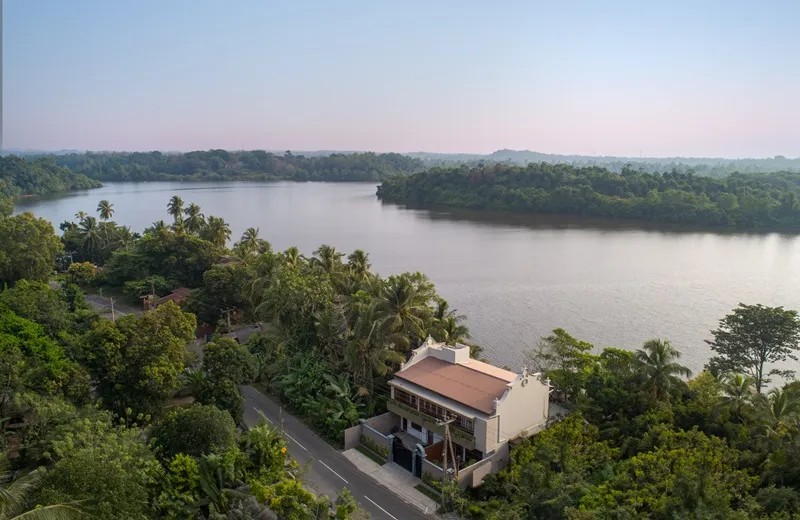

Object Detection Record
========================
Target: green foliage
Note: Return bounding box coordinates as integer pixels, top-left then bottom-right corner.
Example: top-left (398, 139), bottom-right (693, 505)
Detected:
top-left (707, 304), bottom-right (800, 393)
top-left (527, 328), bottom-right (595, 402)
top-left (149, 404), bottom-right (238, 460)
top-left (80, 302), bottom-right (196, 415)
top-left (33, 424), bottom-right (158, 520)
top-left (55, 150), bottom-right (423, 182)
top-left (578, 429), bottom-right (757, 519)
top-left (377, 163), bottom-right (800, 230)
top-left (121, 275), bottom-right (176, 303)
top-left (0, 196), bottom-right (13, 217)
top-left (103, 229), bottom-right (221, 287)
top-left (360, 435), bottom-right (389, 459)
top-left (64, 261), bottom-right (96, 287)
top-left (0, 212), bottom-right (62, 285)
top-left (0, 155), bottom-right (99, 197)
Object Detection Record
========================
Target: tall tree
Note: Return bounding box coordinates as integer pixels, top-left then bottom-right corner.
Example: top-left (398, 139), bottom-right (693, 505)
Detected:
top-left (183, 202), bottom-right (205, 234)
top-left (0, 212), bottom-right (62, 285)
top-left (707, 304), bottom-right (800, 393)
top-left (0, 456), bottom-right (81, 520)
top-left (167, 195), bottom-right (184, 224)
top-left (201, 216), bottom-right (231, 248)
top-left (527, 328), bottom-right (594, 402)
top-left (635, 339), bottom-right (691, 402)
top-left (96, 199), bottom-right (114, 221)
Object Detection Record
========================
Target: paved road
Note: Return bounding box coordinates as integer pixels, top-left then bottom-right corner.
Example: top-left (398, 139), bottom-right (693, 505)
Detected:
top-left (241, 386), bottom-right (432, 520)
top-left (84, 293), bottom-right (143, 319)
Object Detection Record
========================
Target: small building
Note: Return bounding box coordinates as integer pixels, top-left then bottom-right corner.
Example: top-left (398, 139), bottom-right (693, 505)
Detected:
top-left (355, 336), bottom-right (550, 488)
top-left (143, 287), bottom-right (192, 311)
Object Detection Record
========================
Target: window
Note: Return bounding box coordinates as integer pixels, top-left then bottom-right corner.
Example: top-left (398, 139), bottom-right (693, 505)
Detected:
top-left (393, 388), bottom-right (475, 434)
top-left (410, 422), bottom-right (422, 431)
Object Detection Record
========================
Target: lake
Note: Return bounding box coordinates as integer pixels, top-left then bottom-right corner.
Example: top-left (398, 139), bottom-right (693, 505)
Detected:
top-left (14, 181), bottom-right (800, 375)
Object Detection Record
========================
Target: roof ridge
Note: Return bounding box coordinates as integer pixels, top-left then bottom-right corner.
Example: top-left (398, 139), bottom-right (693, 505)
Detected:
top-left (457, 360), bottom-right (515, 382)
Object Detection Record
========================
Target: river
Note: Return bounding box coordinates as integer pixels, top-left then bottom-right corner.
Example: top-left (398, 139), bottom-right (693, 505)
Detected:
top-left (14, 181), bottom-right (800, 375)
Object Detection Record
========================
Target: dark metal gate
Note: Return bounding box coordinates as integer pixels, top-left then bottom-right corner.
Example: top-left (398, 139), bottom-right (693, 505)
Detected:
top-left (414, 452), bottom-right (422, 478)
top-left (392, 437), bottom-right (413, 472)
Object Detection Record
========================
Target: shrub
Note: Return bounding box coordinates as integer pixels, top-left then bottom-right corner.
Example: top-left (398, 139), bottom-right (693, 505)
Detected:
top-left (360, 435), bottom-right (389, 460)
top-left (66, 261), bottom-right (96, 286)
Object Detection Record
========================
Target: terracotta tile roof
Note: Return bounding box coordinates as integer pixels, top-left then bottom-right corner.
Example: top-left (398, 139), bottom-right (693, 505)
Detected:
top-left (156, 287), bottom-right (191, 305)
top-left (395, 357), bottom-right (512, 414)
top-left (461, 358), bottom-right (517, 382)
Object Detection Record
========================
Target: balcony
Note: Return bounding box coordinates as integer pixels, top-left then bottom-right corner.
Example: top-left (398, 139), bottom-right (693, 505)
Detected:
top-left (387, 399), bottom-right (476, 450)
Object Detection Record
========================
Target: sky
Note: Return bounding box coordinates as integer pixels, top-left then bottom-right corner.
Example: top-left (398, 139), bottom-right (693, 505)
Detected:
top-left (4, 0), bottom-right (800, 157)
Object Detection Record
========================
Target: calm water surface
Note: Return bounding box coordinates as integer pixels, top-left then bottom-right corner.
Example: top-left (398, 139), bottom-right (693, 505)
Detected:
top-left (15, 181), bottom-right (800, 375)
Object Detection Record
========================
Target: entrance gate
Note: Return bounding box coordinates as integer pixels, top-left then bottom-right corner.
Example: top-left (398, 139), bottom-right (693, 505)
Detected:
top-left (392, 437), bottom-right (413, 472)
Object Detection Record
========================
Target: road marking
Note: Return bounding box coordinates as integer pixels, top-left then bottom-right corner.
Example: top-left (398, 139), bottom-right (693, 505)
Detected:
top-left (251, 407), bottom-right (273, 423)
top-left (364, 496), bottom-right (399, 520)
top-left (284, 432), bottom-right (307, 451)
top-left (319, 460), bottom-right (348, 484)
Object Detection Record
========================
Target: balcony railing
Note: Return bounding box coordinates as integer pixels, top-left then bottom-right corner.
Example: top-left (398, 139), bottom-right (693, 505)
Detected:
top-left (387, 399), bottom-right (476, 450)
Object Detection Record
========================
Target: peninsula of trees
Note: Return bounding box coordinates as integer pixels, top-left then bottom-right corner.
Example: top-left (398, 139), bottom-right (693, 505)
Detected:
top-left (54, 150), bottom-right (424, 182)
top-left (0, 155), bottom-right (100, 198)
top-left (377, 163), bottom-right (800, 230)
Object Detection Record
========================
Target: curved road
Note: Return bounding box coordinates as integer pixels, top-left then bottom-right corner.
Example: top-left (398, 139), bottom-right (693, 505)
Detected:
top-left (241, 386), bottom-right (433, 520)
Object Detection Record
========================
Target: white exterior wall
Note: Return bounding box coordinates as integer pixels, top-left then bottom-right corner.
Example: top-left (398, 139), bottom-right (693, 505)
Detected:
top-left (493, 373), bottom-right (550, 443)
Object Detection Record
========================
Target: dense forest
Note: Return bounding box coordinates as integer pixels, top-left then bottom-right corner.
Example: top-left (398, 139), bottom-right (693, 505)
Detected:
top-left (410, 149), bottom-right (800, 177)
top-left (6, 195), bottom-right (800, 518)
top-left (52, 150), bottom-right (424, 182)
top-left (377, 163), bottom-right (800, 230)
top-left (0, 155), bottom-right (100, 198)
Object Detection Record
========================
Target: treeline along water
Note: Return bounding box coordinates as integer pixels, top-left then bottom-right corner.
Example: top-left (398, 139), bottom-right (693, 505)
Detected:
top-left (14, 180), bottom-right (800, 374)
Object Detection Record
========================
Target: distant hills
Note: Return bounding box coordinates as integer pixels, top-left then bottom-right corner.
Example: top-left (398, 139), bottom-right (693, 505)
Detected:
top-left (4, 148), bottom-right (800, 178)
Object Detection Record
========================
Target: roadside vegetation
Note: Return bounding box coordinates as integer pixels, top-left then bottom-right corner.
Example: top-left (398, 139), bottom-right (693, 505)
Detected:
top-left (378, 163), bottom-right (800, 230)
top-left (4, 193), bottom-right (800, 518)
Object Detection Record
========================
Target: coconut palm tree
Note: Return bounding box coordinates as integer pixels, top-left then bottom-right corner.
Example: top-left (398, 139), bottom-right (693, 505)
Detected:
top-left (346, 305), bottom-right (405, 395)
top-left (430, 298), bottom-right (470, 345)
top-left (635, 339), bottom-right (692, 401)
top-left (375, 274), bottom-right (435, 352)
top-left (237, 227), bottom-right (270, 256)
top-left (0, 455), bottom-right (81, 519)
top-left (96, 199), bottom-right (114, 221)
top-left (311, 244), bottom-right (344, 274)
top-left (74, 210), bottom-right (88, 223)
top-left (79, 216), bottom-right (102, 263)
top-left (314, 305), bottom-right (348, 364)
top-left (347, 249), bottom-right (371, 279)
top-left (756, 387), bottom-right (800, 438)
top-left (720, 373), bottom-right (756, 420)
top-left (283, 246), bottom-right (304, 270)
top-left (183, 203), bottom-right (205, 234)
top-left (167, 195), bottom-right (184, 223)
top-left (146, 220), bottom-right (168, 234)
top-left (201, 216), bottom-right (231, 247)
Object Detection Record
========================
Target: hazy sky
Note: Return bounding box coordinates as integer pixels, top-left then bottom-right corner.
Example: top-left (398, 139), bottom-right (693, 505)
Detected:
top-left (5, 0), bottom-right (799, 157)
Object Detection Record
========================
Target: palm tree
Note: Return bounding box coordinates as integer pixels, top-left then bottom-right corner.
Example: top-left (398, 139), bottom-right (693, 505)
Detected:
top-left (181, 368), bottom-right (205, 397)
top-left (79, 216), bottom-right (102, 263)
top-left (0, 455), bottom-right (81, 519)
top-left (720, 373), bottom-right (756, 420)
top-left (314, 305), bottom-right (348, 364)
top-left (283, 246), bottom-right (304, 269)
top-left (756, 387), bottom-right (800, 437)
top-left (183, 203), bottom-right (205, 234)
top-left (430, 298), bottom-right (470, 345)
top-left (347, 249), bottom-right (371, 279)
top-left (345, 305), bottom-right (405, 395)
top-left (635, 339), bottom-right (692, 401)
top-left (96, 199), bottom-right (114, 221)
top-left (375, 275), bottom-right (435, 352)
top-left (201, 216), bottom-right (231, 247)
top-left (167, 195), bottom-right (184, 224)
top-left (146, 220), bottom-right (168, 234)
top-left (311, 244), bottom-right (344, 274)
top-left (238, 227), bottom-right (270, 256)
top-left (74, 210), bottom-right (88, 223)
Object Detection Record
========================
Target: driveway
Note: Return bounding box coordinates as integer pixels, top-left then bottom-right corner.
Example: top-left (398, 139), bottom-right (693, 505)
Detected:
top-left (241, 386), bottom-right (433, 520)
